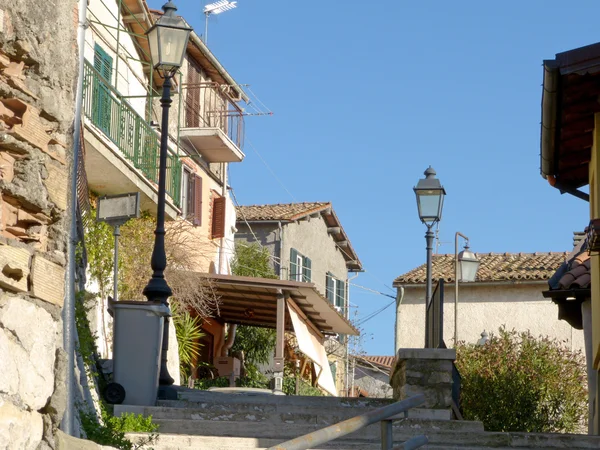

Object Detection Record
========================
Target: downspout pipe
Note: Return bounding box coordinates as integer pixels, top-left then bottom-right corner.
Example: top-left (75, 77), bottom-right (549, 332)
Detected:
top-left (278, 220), bottom-right (284, 280)
top-left (63, 0), bottom-right (88, 436)
top-left (221, 323), bottom-right (237, 356)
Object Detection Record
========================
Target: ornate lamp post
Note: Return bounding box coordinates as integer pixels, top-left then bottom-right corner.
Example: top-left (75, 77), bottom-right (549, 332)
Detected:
top-left (454, 233), bottom-right (480, 345)
top-left (414, 166), bottom-right (446, 347)
top-left (145, 1), bottom-right (191, 387)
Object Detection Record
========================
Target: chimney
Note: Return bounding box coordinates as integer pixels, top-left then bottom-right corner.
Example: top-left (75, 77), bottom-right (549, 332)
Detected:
top-left (573, 231), bottom-right (586, 248)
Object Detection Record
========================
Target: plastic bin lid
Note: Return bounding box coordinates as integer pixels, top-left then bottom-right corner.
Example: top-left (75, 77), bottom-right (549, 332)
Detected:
top-left (111, 300), bottom-right (171, 316)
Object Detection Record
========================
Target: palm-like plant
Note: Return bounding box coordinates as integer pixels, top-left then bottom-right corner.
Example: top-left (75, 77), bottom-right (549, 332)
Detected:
top-left (171, 301), bottom-right (204, 382)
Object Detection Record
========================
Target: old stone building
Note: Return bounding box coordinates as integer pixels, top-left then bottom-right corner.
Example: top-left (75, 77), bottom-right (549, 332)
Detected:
top-left (0, 0), bottom-right (78, 448)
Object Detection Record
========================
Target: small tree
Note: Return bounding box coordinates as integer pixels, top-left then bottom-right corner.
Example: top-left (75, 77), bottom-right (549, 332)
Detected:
top-left (231, 242), bottom-right (278, 279)
top-left (456, 327), bottom-right (587, 433)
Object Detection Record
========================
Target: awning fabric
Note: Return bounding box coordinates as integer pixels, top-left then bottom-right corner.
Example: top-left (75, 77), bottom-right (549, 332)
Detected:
top-left (287, 303), bottom-right (337, 396)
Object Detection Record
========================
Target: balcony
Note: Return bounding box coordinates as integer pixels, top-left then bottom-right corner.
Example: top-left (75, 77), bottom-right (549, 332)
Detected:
top-left (179, 82), bottom-right (245, 163)
top-left (82, 61), bottom-right (181, 215)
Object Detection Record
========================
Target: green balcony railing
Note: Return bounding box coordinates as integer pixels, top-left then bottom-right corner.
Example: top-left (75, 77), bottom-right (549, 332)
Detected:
top-left (82, 60), bottom-right (181, 207)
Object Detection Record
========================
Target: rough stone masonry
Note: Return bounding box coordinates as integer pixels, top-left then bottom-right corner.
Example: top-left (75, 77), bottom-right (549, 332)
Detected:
top-left (0, 0), bottom-right (77, 449)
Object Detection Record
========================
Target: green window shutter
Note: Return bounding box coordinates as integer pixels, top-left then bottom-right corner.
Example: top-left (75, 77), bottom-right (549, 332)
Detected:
top-left (336, 279), bottom-right (345, 309)
top-left (303, 257), bottom-right (312, 282)
top-left (94, 44), bottom-right (113, 84)
top-left (326, 274), bottom-right (334, 304)
top-left (290, 248), bottom-right (298, 281)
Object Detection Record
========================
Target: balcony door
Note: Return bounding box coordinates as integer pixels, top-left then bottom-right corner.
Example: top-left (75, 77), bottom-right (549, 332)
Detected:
top-left (186, 59), bottom-right (202, 128)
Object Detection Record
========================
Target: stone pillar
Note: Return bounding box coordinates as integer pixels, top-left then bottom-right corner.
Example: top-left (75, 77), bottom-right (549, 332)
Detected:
top-left (389, 348), bottom-right (456, 420)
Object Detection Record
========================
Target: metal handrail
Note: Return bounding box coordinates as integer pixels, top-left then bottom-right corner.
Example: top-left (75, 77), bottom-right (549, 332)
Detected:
top-left (266, 394), bottom-right (428, 450)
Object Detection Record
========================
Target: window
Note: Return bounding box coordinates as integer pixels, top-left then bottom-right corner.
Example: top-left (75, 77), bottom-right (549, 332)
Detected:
top-left (181, 168), bottom-right (203, 225)
top-left (211, 195), bottom-right (226, 239)
top-left (326, 273), bottom-right (346, 310)
top-left (289, 248), bottom-right (311, 282)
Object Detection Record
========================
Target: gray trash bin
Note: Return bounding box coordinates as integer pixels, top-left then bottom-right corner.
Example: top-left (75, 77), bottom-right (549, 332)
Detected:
top-left (110, 301), bottom-right (170, 406)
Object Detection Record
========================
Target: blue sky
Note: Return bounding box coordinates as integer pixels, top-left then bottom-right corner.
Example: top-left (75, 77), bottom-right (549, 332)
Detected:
top-left (150, 0), bottom-right (596, 355)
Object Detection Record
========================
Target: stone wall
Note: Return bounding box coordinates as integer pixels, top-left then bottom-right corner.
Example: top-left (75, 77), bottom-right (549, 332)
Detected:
top-left (0, 0), bottom-right (77, 449)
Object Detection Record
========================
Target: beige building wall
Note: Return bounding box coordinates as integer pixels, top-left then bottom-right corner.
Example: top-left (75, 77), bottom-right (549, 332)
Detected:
top-left (397, 283), bottom-right (585, 353)
top-left (281, 216), bottom-right (349, 297)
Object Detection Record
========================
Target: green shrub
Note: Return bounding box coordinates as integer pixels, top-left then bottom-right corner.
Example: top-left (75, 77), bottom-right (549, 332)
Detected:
top-left (79, 408), bottom-right (158, 450)
top-left (456, 327), bottom-right (587, 433)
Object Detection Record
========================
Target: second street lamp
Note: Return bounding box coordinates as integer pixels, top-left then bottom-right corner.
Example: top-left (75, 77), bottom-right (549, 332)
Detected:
top-left (414, 166), bottom-right (446, 347)
top-left (454, 233), bottom-right (480, 345)
top-left (145, 1), bottom-right (191, 388)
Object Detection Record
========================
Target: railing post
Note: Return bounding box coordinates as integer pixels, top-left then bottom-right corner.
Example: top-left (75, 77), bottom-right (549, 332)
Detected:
top-left (381, 420), bottom-right (393, 450)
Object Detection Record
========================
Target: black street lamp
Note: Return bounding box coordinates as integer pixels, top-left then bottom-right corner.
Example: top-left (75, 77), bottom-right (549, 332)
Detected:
top-left (414, 166), bottom-right (446, 347)
top-left (145, 1), bottom-right (191, 387)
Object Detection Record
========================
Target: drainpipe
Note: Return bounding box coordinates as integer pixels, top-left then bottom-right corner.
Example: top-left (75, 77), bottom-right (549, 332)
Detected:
top-left (218, 162), bottom-right (226, 274)
top-left (221, 323), bottom-right (237, 356)
top-left (63, 0), bottom-right (88, 436)
top-left (394, 286), bottom-right (405, 355)
top-left (278, 221), bottom-right (284, 280)
top-left (345, 272), bottom-right (359, 396)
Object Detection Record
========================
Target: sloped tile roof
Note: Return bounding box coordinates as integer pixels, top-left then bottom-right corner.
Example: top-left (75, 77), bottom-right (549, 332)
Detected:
top-left (235, 202), bottom-right (362, 271)
top-left (394, 252), bottom-right (568, 285)
top-left (359, 355), bottom-right (395, 369)
top-left (235, 202), bottom-right (331, 221)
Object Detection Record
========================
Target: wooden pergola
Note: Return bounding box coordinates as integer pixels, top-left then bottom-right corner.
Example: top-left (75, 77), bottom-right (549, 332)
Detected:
top-left (200, 274), bottom-right (358, 395)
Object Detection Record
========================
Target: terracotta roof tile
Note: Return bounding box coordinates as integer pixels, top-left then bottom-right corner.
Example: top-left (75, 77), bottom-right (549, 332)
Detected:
top-left (359, 355), bottom-right (395, 369)
top-left (235, 202), bottom-right (331, 221)
top-left (558, 252), bottom-right (591, 290)
top-left (235, 202), bottom-right (363, 271)
top-left (394, 252), bottom-right (568, 285)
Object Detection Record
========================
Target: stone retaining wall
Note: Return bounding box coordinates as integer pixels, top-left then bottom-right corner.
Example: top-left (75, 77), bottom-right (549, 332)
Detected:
top-left (0, 1), bottom-right (77, 448)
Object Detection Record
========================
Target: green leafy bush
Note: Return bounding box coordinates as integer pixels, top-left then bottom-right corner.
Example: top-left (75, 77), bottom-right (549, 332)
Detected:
top-left (456, 327), bottom-right (587, 433)
top-left (80, 408), bottom-right (158, 450)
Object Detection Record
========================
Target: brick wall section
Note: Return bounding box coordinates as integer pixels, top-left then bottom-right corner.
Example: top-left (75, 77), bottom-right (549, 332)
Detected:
top-left (0, 0), bottom-right (77, 447)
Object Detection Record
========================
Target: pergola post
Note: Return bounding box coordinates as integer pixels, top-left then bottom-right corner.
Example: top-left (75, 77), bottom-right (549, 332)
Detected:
top-left (273, 290), bottom-right (285, 393)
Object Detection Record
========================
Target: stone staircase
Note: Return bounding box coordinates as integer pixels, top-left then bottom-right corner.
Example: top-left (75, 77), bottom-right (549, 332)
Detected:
top-left (121, 389), bottom-right (600, 450)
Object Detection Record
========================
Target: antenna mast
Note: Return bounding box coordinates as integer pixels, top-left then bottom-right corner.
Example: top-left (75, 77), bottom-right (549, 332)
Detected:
top-left (203, 0), bottom-right (237, 44)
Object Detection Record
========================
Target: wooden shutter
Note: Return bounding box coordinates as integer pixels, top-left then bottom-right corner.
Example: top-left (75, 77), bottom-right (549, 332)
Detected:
top-left (211, 196), bottom-right (226, 239)
top-left (290, 248), bottom-right (298, 281)
top-left (193, 174), bottom-right (202, 226)
top-left (302, 257), bottom-right (312, 283)
top-left (186, 59), bottom-right (201, 128)
top-left (326, 274), bottom-right (334, 303)
top-left (93, 44), bottom-right (113, 83)
top-left (336, 279), bottom-right (345, 309)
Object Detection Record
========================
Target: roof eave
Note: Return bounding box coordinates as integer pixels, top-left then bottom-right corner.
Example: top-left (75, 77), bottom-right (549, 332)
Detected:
top-left (392, 279), bottom-right (550, 288)
top-left (187, 31), bottom-right (249, 103)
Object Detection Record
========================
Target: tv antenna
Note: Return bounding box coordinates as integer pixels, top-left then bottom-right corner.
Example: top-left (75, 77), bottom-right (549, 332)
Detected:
top-left (204, 0), bottom-right (237, 44)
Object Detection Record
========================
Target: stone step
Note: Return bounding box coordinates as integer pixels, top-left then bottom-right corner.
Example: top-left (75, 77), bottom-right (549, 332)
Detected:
top-left (123, 403), bottom-right (454, 427)
top-left (149, 418), bottom-right (495, 444)
top-left (128, 429), bottom-right (600, 450)
top-left (126, 432), bottom-right (509, 450)
top-left (163, 391), bottom-right (393, 410)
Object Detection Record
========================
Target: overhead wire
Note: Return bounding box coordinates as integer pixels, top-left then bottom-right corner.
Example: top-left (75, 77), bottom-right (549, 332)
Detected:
top-left (244, 137), bottom-right (297, 202)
